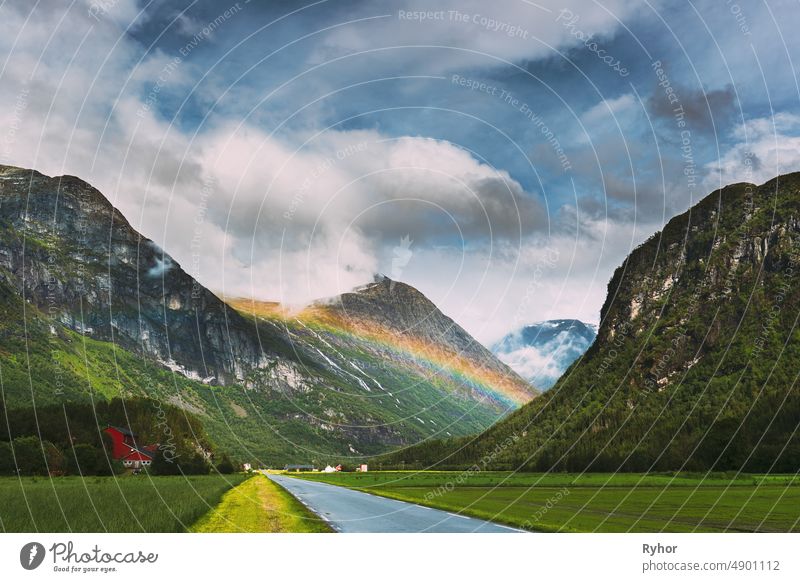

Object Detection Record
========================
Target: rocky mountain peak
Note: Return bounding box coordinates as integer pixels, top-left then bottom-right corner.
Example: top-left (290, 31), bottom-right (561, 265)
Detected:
top-left (327, 274), bottom-right (443, 336)
top-left (308, 275), bottom-right (534, 396)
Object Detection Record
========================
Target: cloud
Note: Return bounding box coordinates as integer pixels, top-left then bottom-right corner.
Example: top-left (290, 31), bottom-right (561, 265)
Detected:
top-left (564, 92), bottom-right (695, 224)
top-left (311, 0), bottom-right (646, 75)
top-left (648, 82), bottom-right (736, 133)
top-left (147, 256), bottom-right (174, 277)
top-left (183, 125), bottom-right (548, 305)
top-left (703, 113), bottom-right (800, 190)
top-left (494, 326), bottom-right (595, 389)
top-left (196, 125), bottom-right (546, 241)
top-left (497, 344), bottom-right (566, 387)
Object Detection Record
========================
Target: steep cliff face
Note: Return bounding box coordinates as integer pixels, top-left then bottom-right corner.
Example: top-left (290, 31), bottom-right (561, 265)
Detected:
top-left (0, 165), bottom-right (271, 384)
top-left (0, 165), bottom-right (534, 462)
top-left (595, 176), bottom-right (800, 391)
top-left (382, 174), bottom-right (800, 472)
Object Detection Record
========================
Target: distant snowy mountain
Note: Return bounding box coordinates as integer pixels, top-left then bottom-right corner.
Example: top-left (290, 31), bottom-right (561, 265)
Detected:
top-left (491, 320), bottom-right (597, 389)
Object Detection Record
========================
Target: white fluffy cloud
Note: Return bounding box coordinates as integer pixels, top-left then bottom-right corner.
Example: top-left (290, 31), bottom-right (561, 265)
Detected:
top-left (703, 113), bottom-right (800, 191)
top-left (115, 120), bottom-right (544, 311)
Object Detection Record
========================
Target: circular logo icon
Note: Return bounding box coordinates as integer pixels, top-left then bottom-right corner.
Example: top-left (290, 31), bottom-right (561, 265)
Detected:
top-left (20, 542), bottom-right (46, 570)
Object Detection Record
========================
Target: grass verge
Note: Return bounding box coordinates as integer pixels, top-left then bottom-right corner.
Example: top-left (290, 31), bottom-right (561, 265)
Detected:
top-left (190, 474), bottom-right (332, 533)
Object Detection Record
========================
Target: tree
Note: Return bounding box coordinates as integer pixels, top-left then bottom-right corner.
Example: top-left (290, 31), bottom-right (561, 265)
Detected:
top-left (215, 454), bottom-right (235, 474)
top-left (150, 450), bottom-right (181, 475)
top-left (42, 441), bottom-right (65, 475)
top-left (12, 436), bottom-right (48, 476)
top-left (68, 444), bottom-right (102, 475)
top-left (0, 441), bottom-right (14, 475)
top-left (179, 453), bottom-right (210, 475)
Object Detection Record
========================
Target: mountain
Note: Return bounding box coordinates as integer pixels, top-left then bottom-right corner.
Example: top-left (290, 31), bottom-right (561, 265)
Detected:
top-left (0, 165), bottom-right (279, 384)
top-left (300, 275), bottom-right (535, 406)
top-left (380, 173), bottom-right (800, 473)
top-left (225, 277), bottom-right (536, 441)
top-left (0, 164), bottom-right (535, 463)
top-left (492, 320), bottom-right (597, 389)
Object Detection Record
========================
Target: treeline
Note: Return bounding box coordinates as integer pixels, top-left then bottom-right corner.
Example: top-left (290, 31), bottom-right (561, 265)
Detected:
top-left (0, 398), bottom-right (236, 476)
top-left (379, 372), bottom-right (800, 473)
top-left (406, 361), bottom-right (800, 473)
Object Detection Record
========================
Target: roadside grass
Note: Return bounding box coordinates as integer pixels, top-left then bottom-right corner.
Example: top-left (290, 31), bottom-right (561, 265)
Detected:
top-left (0, 474), bottom-right (247, 532)
top-left (293, 470), bottom-right (800, 489)
top-left (190, 474), bottom-right (331, 533)
top-left (290, 471), bottom-right (800, 532)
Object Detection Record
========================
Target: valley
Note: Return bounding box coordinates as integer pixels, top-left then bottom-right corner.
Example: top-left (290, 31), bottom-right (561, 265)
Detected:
top-left (1, 165), bottom-right (799, 534)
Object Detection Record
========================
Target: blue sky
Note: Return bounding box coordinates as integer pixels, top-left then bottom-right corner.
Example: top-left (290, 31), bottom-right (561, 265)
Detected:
top-left (1, 0), bottom-right (799, 341)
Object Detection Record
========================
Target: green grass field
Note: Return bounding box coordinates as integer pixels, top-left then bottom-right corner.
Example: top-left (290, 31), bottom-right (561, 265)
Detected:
top-left (0, 474), bottom-right (248, 532)
top-left (191, 474), bottom-right (331, 533)
top-left (292, 471), bottom-right (800, 532)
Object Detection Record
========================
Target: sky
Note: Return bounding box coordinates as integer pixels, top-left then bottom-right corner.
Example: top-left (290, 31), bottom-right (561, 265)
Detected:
top-left (1, 0), bottom-right (799, 343)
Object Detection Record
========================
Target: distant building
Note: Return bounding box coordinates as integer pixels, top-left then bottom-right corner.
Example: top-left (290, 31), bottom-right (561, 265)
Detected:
top-left (242, 463), bottom-right (252, 472)
top-left (284, 464), bottom-right (315, 472)
top-left (103, 426), bottom-right (157, 470)
top-left (335, 464), bottom-right (342, 472)
top-left (357, 464), bottom-right (368, 472)
top-left (322, 465), bottom-right (336, 473)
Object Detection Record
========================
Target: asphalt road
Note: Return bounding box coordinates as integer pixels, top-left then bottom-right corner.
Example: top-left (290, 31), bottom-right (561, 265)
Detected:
top-left (267, 473), bottom-right (522, 533)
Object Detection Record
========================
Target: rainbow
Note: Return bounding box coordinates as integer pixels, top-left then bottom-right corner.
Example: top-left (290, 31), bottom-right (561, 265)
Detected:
top-left (225, 297), bottom-right (536, 409)
top-left (302, 306), bottom-right (535, 408)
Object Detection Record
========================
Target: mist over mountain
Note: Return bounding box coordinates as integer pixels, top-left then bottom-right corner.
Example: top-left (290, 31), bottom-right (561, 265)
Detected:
top-left (492, 320), bottom-right (597, 389)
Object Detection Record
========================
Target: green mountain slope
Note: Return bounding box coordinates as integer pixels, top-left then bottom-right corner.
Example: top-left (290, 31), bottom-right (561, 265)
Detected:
top-left (381, 174), bottom-right (800, 472)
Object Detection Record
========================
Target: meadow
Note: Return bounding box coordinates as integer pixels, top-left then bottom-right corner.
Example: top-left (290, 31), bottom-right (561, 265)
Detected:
top-left (293, 471), bottom-right (800, 532)
top-left (0, 474), bottom-right (247, 532)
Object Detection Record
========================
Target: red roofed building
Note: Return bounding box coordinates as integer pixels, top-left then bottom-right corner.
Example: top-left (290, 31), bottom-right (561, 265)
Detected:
top-left (104, 426), bottom-right (157, 469)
